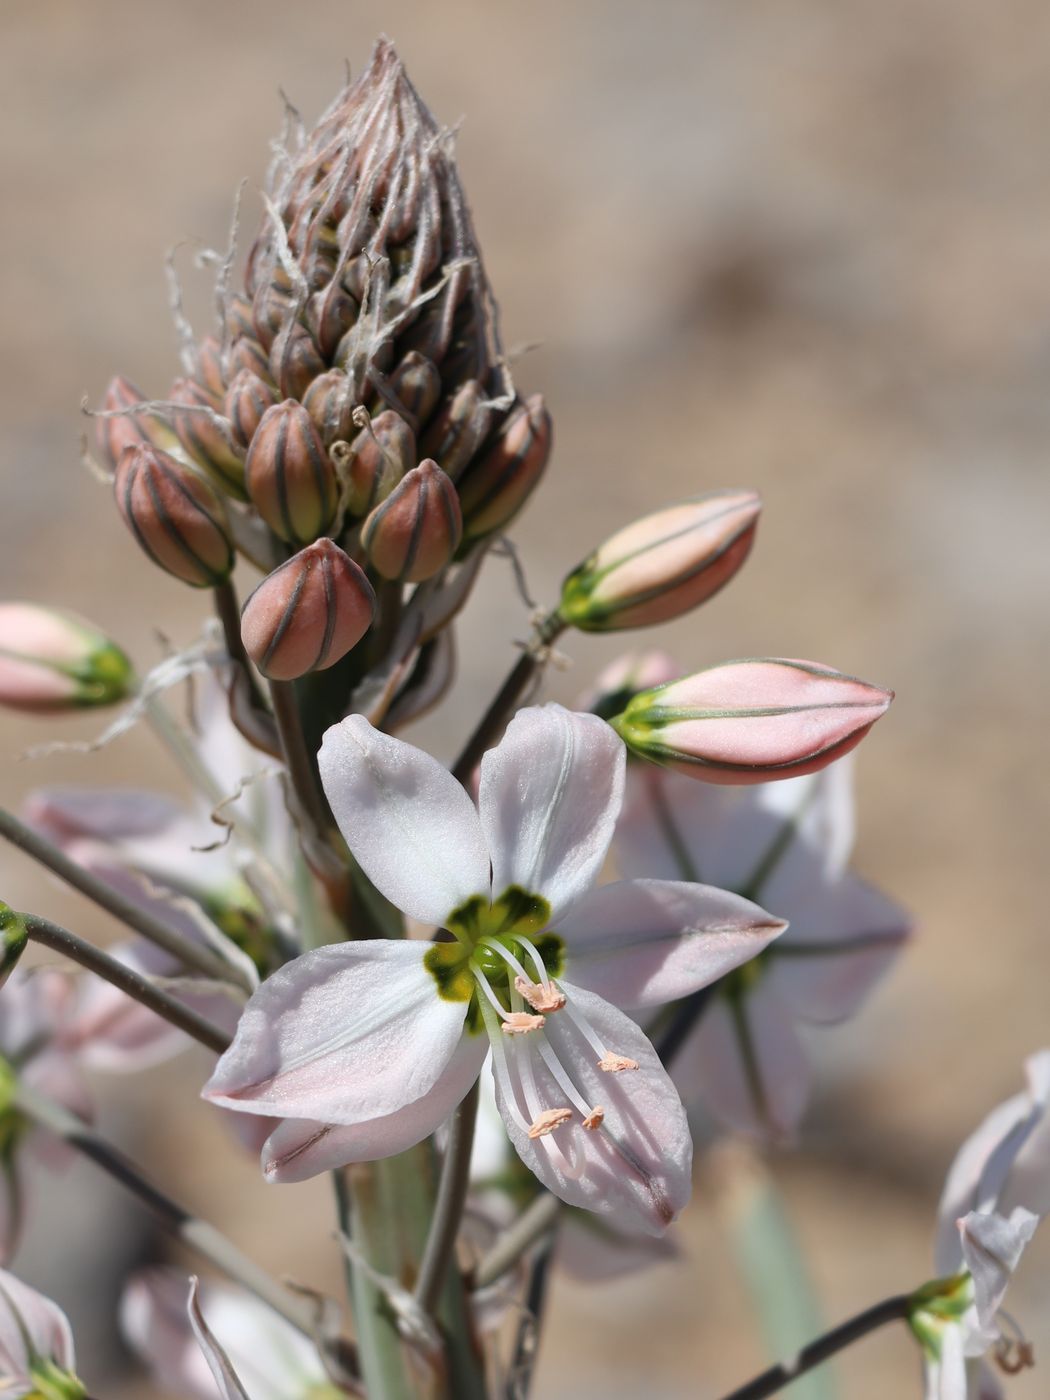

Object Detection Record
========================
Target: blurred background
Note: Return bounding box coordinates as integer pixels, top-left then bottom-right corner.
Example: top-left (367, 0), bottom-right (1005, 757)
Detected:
top-left (2, 0), bottom-right (1049, 1395)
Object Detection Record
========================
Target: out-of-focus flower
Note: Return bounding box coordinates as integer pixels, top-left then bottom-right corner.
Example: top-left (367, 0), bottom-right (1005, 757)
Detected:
top-left (114, 445), bottom-right (235, 588)
top-left (613, 750), bottom-right (909, 1139)
top-left (0, 970), bottom-right (92, 1263)
top-left (205, 705), bottom-right (785, 1234)
top-left (559, 491), bottom-right (760, 633)
top-left (0, 604), bottom-right (133, 714)
top-left (911, 1051), bottom-right (1050, 1399)
top-left (0, 1267), bottom-right (85, 1399)
top-left (457, 394), bottom-right (551, 545)
top-left (121, 1269), bottom-right (345, 1399)
top-left (610, 659), bottom-right (892, 785)
top-left (240, 539), bottom-right (376, 681)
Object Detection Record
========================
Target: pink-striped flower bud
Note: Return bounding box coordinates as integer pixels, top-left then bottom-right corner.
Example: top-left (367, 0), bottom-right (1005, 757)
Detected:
top-left (240, 538), bottom-right (376, 680)
top-left (114, 445), bottom-right (235, 588)
top-left (559, 490), bottom-right (761, 632)
top-left (224, 371), bottom-right (278, 449)
top-left (170, 377), bottom-right (247, 499)
top-left (387, 351), bottom-right (441, 429)
top-left (245, 401), bottom-right (339, 545)
top-left (269, 321), bottom-right (326, 401)
top-left (95, 375), bottom-right (178, 470)
top-left (338, 410), bottom-right (416, 518)
top-left (457, 394), bottom-right (551, 542)
top-left (195, 334), bottom-right (227, 403)
top-left (302, 369), bottom-right (355, 446)
top-left (361, 460), bottom-right (462, 582)
top-left (419, 380), bottom-right (492, 480)
top-left (227, 334), bottom-right (273, 384)
top-left (579, 649), bottom-right (681, 720)
top-left (610, 658), bottom-right (893, 784)
top-left (0, 603), bottom-right (133, 712)
top-left (0, 905), bottom-right (28, 989)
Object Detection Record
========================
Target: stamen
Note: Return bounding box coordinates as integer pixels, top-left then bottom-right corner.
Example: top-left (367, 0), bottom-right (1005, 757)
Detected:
top-left (599, 1052), bottom-right (640, 1073)
top-left (501, 1012), bottom-right (546, 1035)
top-left (527, 1107), bottom-right (573, 1139)
top-left (471, 964), bottom-right (517, 1023)
top-left (514, 974), bottom-right (566, 1014)
top-left (536, 1039), bottom-right (602, 1122)
top-left (514, 934), bottom-right (554, 985)
top-left (582, 1107), bottom-right (605, 1130)
top-left (478, 936), bottom-right (533, 985)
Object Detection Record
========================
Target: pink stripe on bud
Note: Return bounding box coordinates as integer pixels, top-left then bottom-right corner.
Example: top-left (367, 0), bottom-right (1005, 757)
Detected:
top-left (559, 490), bottom-right (760, 632)
top-left (241, 539), bottom-right (376, 681)
top-left (245, 401), bottom-right (339, 545)
top-left (361, 459), bottom-right (462, 582)
top-left (114, 445), bottom-right (235, 588)
top-left (611, 658), bottom-right (893, 784)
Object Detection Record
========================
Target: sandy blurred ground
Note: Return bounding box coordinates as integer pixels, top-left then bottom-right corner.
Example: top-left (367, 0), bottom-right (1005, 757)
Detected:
top-left (1, 0), bottom-right (1049, 1395)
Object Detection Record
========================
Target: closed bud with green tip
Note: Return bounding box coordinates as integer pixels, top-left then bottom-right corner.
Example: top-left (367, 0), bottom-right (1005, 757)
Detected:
top-left (0, 906), bottom-right (27, 989)
top-left (0, 604), bottom-right (133, 713)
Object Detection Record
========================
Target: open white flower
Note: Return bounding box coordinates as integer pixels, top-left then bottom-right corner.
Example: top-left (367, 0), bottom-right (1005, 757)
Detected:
top-left (914, 1050), bottom-right (1050, 1398)
top-left (204, 704), bottom-right (784, 1234)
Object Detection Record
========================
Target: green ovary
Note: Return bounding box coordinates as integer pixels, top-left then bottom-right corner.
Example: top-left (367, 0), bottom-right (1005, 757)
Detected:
top-left (426, 885), bottom-right (565, 1034)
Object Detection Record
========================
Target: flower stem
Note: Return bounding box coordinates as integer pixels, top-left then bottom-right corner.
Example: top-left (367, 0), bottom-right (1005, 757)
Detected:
top-left (22, 914), bottom-right (233, 1055)
top-left (269, 679), bottom-right (334, 840)
top-left (716, 1294), bottom-right (913, 1400)
top-left (13, 1080), bottom-right (355, 1373)
top-left (474, 1191), bottom-right (560, 1289)
top-left (451, 613), bottom-right (565, 783)
top-left (414, 1079), bottom-right (479, 1315)
top-left (0, 805), bottom-right (250, 990)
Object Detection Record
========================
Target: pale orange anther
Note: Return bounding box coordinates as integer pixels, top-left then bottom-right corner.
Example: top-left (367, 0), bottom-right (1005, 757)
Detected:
top-left (514, 974), bottom-right (566, 1013)
top-left (582, 1107), bottom-right (605, 1130)
top-left (598, 1052), bottom-right (640, 1073)
top-left (500, 1011), bottom-right (546, 1035)
top-left (527, 1107), bottom-right (573, 1139)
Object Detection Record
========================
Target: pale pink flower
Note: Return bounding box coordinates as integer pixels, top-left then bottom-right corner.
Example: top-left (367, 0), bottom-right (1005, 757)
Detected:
top-left (614, 755), bottom-right (909, 1139)
top-left (205, 704), bottom-right (785, 1234)
top-left (0, 1266), bottom-right (84, 1398)
top-left (121, 1269), bottom-right (342, 1399)
top-left (917, 1051), bottom-right (1050, 1399)
top-left (0, 970), bottom-right (92, 1263)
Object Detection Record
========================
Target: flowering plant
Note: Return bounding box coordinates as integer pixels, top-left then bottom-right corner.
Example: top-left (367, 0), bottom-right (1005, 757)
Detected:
top-left (0, 36), bottom-right (1040, 1400)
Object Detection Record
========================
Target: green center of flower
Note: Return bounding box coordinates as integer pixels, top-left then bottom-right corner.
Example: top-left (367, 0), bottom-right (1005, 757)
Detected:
top-left (425, 885), bottom-right (564, 1033)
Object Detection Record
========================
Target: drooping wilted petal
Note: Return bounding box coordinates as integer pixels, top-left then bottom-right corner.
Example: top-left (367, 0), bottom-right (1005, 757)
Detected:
top-left (187, 1278), bottom-right (250, 1400)
top-left (262, 1034), bottom-right (487, 1182)
top-left (681, 982), bottom-right (811, 1140)
top-left (479, 705), bottom-right (624, 919)
top-left (319, 714), bottom-right (489, 926)
top-left (489, 982), bottom-right (691, 1236)
top-left (203, 942), bottom-right (468, 1123)
top-left (958, 1208), bottom-right (1039, 1333)
top-left (768, 875), bottom-right (910, 1024)
top-left (558, 879), bottom-right (785, 1008)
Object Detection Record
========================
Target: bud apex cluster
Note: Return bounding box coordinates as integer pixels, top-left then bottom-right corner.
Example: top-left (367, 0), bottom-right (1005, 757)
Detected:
top-left (0, 904), bottom-right (28, 989)
top-left (560, 490), bottom-right (760, 632)
top-left (362, 460), bottom-right (462, 581)
top-left (458, 395), bottom-right (551, 543)
top-left (610, 658), bottom-right (893, 784)
top-left (245, 402), bottom-right (339, 544)
top-left (0, 603), bottom-right (133, 712)
top-left (114, 445), bottom-right (235, 588)
top-left (241, 539), bottom-right (376, 681)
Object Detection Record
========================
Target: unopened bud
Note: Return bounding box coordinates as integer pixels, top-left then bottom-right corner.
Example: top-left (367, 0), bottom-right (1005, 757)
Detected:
top-left (170, 377), bottom-right (246, 499)
top-left (245, 401), bottom-right (339, 544)
top-left (95, 375), bottom-right (178, 470)
top-left (559, 490), bottom-right (761, 632)
top-left (227, 334), bottom-right (273, 383)
top-left (241, 538), bottom-right (376, 680)
top-left (457, 394), bottom-right (551, 542)
top-left (224, 371), bottom-right (278, 449)
top-left (269, 321), bottom-right (326, 401)
top-left (0, 905), bottom-right (28, 988)
top-left (227, 294), bottom-right (256, 341)
top-left (302, 369), bottom-right (355, 446)
top-left (308, 282), bottom-right (359, 360)
top-left (114, 445), bottom-right (235, 587)
top-left (420, 380), bottom-right (492, 481)
top-left (252, 282), bottom-right (296, 351)
top-left (0, 603), bottom-right (133, 712)
top-left (338, 410), bottom-right (416, 517)
top-left (362, 460), bottom-right (462, 582)
top-left (387, 351), bottom-right (441, 429)
top-left (610, 659), bottom-right (893, 785)
top-left (195, 334), bottom-right (227, 403)
top-left (579, 650), bottom-right (680, 720)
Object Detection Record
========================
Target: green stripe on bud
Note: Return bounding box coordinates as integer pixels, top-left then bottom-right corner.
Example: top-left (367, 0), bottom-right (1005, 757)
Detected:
top-left (0, 604), bottom-right (134, 713)
top-left (0, 905), bottom-right (28, 989)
